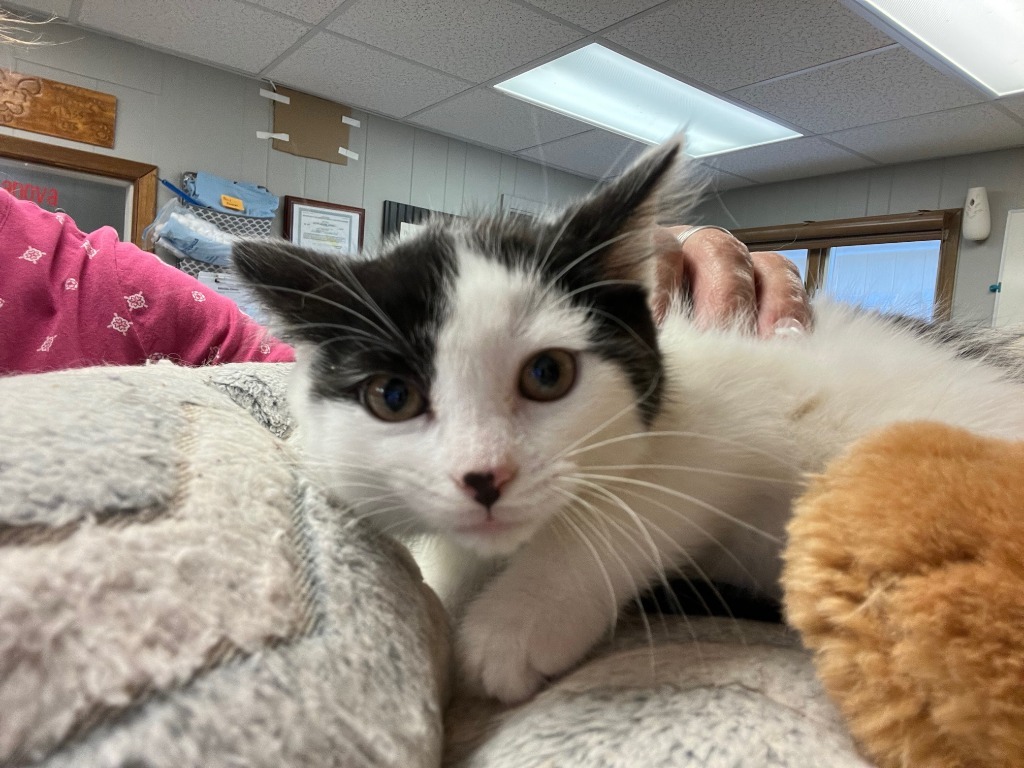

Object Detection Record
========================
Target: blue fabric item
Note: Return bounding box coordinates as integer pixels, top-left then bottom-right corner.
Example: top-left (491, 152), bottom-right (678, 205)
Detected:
top-left (156, 211), bottom-right (235, 267)
top-left (159, 178), bottom-right (203, 207)
top-left (183, 172), bottom-right (279, 218)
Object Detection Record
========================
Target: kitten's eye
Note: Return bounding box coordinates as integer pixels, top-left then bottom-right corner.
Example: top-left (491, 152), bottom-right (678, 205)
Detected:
top-left (519, 349), bottom-right (577, 402)
top-left (362, 375), bottom-right (426, 422)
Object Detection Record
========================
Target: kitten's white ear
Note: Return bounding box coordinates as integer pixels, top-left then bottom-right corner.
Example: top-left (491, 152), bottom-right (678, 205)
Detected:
top-left (558, 137), bottom-right (695, 284)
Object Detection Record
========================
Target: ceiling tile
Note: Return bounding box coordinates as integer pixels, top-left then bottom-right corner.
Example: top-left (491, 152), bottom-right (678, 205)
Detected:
top-left (517, 130), bottom-right (649, 179)
top-left (78, 0), bottom-right (309, 73)
top-left (266, 32), bottom-right (469, 118)
top-left (5, 0), bottom-right (72, 17)
top-left (704, 136), bottom-right (876, 184)
top-left (998, 94), bottom-right (1024, 122)
top-left (694, 165), bottom-right (757, 192)
top-left (248, 0), bottom-right (341, 24)
top-left (8, 16), bottom-right (164, 94)
top-left (826, 103), bottom-right (1024, 165)
top-left (331, 0), bottom-right (582, 82)
top-left (730, 47), bottom-right (987, 134)
top-left (521, 0), bottom-right (664, 32)
top-left (605, 0), bottom-right (894, 91)
top-left (409, 87), bottom-right (591, 152)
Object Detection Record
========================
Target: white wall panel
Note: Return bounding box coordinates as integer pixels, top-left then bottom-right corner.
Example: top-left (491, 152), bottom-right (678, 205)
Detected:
top-left (326, 116), bottom-right (369, 207)
top-left (865, 168), bottom-right (893, 216)
top-left (889, 163), bottom-right (942, 213)
top-left (462, 144), bottom-right (503, 214)
top-left (303, 159), bottom-right (331, 202)
top-left (832, 170), bottom-right (870, 219)
top-left (442, 141), bottom-right (468, 216)
top-left (410, 129), bottom-right (450, 212)
top-left (497, 155), bottom-right (518, 195)
top-left (361, 116), bottom-right (416, 250)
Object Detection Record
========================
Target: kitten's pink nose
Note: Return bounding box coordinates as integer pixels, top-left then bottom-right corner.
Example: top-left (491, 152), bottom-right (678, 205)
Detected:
top-left (458, 465), bottom-right (518, 509)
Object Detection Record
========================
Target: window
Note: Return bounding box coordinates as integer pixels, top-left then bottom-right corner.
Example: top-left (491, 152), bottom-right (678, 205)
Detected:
top-left (734, 210), bottom-right (962, 322)
top-left (825, 240), bottom-right (941, 319)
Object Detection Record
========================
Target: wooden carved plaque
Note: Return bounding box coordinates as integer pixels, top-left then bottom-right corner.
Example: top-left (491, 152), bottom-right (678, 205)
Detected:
top-left (0, 68), bottom-right (117, 149)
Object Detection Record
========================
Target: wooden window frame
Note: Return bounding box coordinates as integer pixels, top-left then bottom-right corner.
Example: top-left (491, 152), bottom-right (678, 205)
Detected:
top-left (732, 209), bottom-right (963, 322)
top-left (0, 135), bottom-right (158, 248)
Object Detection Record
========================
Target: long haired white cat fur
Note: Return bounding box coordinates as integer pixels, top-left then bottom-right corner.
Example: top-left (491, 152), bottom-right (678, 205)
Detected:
top-left (235, 140), bottom-right (1024, 704)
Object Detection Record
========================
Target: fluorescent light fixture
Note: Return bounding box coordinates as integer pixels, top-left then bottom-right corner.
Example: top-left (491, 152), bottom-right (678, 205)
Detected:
top-left (493, 44), bottom-right (801, 158)
top-left (848, 0), bottom-right (1024, 96)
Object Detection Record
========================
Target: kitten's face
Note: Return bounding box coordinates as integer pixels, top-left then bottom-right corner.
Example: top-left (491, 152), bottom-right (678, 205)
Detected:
top-left (235, 140), bottom-right (683, 555)
top-left (291, 239), bottom-right (652, 554)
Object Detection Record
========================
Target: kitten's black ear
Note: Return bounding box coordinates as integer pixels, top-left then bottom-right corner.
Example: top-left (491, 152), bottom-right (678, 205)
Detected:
top-left (557, 137), bottom-right (694, 282)
top-left (232, 239), bottom-right (348, 340)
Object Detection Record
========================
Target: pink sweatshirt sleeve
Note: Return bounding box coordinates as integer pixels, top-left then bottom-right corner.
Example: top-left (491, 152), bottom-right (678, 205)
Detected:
top-left (0, 188), bottom-right (294, 374)
top-left (110, 239), bottom-right (295, 366)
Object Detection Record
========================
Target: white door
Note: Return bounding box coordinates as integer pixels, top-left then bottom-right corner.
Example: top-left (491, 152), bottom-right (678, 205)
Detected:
top-left (994, 209), bottom-right (1024, 327)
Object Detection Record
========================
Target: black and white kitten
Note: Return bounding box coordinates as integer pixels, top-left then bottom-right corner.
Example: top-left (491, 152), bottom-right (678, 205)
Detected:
top-left (234, 140), bottom-right (1024, 704)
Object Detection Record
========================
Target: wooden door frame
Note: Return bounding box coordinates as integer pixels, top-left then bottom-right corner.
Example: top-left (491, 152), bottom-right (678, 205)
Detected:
top-left (0, 135), bottom-right (158, 247)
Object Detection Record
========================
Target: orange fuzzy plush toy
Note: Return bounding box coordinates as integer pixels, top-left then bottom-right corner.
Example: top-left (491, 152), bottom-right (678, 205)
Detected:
top-left (782, 421), bottom-right (1024, 768)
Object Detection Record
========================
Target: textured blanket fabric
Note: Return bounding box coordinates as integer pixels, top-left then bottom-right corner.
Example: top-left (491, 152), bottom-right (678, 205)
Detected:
top-left (1, 361), bottom-right (870, 767)
top-left (0, 362), bottom-right (449, 768)
top-left (445, 617), bottom-right (873, 768)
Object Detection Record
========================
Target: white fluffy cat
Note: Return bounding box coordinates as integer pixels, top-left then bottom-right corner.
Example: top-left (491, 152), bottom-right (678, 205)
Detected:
top-left (235, 140), bottom-right (1024, 704)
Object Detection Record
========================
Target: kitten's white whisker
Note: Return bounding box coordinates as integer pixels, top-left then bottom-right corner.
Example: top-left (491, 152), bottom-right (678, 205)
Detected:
top-left (276, 248), bottom-right (408, 346)
top-left (562, 480), bottom-right (667, 584)
top-left (580, 304), bottom-right (661, 358)
top-left (554, 487), bottom-right (672, 672)
top-left (332, 256), bottom-right (408, 343)
top-left (566, 430), bottom-right (804, 473)
top-left (604, 483), bottom-right (762, 598)
top-left (570, 510), bottom-right (659, 667)
top-left (563, 480), bottom-right (689, 621)
top-left (554, 507), bottom-right (625, 629)
top-left (581, 463), bottom-right (800, 486)
top-left (572, 473), bottom-right (782, 543)
top-left (243, 280), bottom-right (401, 345)
top-left (550, 373), bottom-right (662, 464)
top-left (573, 480), bottom-right (747, 639)
top-left (343, 490), bottom-right (406, 507)
top-left (543, 231), bottom-right (633, 293)
top-left (279, 320), bottom-right (388, 346)
top-left (536, 203), bottom-right (581, 277)
top-left (558, 278), bottom-right (645, 303)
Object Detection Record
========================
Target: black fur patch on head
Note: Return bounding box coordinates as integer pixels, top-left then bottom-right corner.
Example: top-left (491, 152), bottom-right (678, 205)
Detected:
top-left (457, 140), bottom-right (683, 424)
top-left (233, 231), bottom-right (457, 401)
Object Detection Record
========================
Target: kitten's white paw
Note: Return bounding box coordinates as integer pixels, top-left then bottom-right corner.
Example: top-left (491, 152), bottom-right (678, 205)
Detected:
top-left (458, 591), bottom-right (610, 704)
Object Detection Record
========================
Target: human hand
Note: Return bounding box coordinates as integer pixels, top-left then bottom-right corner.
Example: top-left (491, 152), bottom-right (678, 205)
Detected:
top-left (652, 225), bottom-right (811, 338)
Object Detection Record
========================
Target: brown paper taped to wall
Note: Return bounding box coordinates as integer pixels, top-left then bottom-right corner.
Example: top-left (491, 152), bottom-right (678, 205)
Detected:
top-left (271, 86), bottom-right (353, 165)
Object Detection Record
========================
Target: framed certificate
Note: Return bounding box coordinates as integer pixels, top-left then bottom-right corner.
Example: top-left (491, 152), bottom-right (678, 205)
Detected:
top-left (284, 196), bottom-right (364, 255)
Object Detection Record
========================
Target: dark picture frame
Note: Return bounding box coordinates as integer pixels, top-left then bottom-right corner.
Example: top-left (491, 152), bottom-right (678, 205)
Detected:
top-left (284, 195), bottom-right (365, 255)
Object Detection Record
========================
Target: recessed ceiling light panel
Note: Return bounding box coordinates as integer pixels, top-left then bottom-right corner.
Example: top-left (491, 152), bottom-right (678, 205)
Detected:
top-left (847, 0), bottom-right (1024, 96)
top-left (494, 44), bottom-right (802, 158)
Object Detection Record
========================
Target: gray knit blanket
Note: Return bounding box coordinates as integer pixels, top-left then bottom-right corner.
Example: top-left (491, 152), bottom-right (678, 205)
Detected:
top-left (0, 362), bottom-right (870, 767)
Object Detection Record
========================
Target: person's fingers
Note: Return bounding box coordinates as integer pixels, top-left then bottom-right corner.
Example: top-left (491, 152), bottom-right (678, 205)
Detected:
top-left (750, 251), bottom-right (813, 338)
top-left (656, 225), bottom-right (758, 333)
top-left (650, 228), bottom-right (688, 324)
